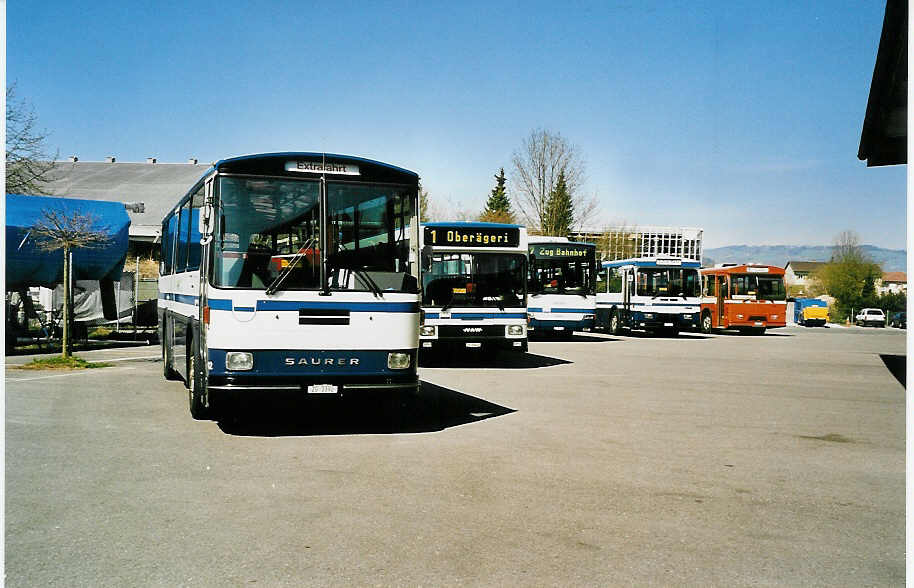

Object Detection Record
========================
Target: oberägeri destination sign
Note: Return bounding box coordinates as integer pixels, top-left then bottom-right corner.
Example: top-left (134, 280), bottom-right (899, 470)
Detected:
top-left (424, 226), bottom-right (520, 247)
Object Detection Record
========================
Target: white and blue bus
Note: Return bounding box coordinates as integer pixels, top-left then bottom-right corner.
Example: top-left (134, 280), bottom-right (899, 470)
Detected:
top-left (527, 236), bottom-right (596, 337)
top-left (158, 153), bottom-right (421, 419)
top-left (595, 257), bottom-right (701, 336)
top-left (419, 222), bottom-right (528, 355)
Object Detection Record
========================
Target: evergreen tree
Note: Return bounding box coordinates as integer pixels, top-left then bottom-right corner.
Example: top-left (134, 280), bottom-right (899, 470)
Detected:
top-left (542, 170), bottom-right (573, 236)
top-left (479, 168), bottom-right (515, 224)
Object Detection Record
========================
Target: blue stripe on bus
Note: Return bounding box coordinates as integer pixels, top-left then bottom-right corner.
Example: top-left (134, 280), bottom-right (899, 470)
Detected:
top-left (205, 298), bottom-right (418, 313)
top-left (207, 348), bottom-right (417, 377)
top-left (424, 312), bottom-right (526, 320)
top-left (158, 293), bottom-right (198, 305)
top-left (596, 301), bottom-right (698, 308)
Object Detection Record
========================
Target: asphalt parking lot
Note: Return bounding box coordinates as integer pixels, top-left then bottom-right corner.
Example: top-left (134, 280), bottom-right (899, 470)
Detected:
top-left (5, 325), bottom-right (906, 587)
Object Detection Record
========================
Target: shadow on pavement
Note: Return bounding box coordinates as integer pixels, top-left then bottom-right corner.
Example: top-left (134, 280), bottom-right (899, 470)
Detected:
top-left (419, 351), bottom-right (572, 369)
top-left (529, 333), bottom-right (617, 343)
top-left (879, 354), bottom-right (905, 388)
top-left (713, 330), bottom-right (794, 337)
top-left (626, 331), bottom-right (712, 340)
top-left (215, 381), bottom-right (515, 437)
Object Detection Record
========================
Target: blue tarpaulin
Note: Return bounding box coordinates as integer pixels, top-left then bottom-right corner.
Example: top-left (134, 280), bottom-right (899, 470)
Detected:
top-left (6, 193), bottom-right (131, 290)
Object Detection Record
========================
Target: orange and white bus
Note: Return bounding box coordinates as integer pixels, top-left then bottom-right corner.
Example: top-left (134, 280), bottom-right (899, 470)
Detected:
top-left (699, 264), bottom-right (786, 335)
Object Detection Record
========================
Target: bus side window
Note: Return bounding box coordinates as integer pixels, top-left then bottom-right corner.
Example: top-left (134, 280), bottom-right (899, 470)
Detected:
top-left (176, 199), bottom-right (191, 273)
top-left (187, 186), bottom-right (204, 271)
top-left (705, 274), bottom-right (715, 296)
top-left (608, 267), bottom-right (623, 293)
top-left (162, 213), bottom-right (178, 275)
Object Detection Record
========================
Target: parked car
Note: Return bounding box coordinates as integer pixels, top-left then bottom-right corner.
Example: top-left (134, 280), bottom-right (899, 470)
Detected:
top-left (855, 308), bottom-right (886, 327)
top-left (889, 311), bottom-right (906, 329)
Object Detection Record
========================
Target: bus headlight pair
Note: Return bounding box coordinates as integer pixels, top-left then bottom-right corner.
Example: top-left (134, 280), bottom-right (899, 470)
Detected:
top-left (506, 324), bottom-right (525, 336)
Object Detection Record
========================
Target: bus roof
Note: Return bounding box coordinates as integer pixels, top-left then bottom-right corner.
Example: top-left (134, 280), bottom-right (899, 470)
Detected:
top-left (423, 221), bottom-right (523, 229)
top-left (527, 235), bottom-right (596, 247)
top-left (602, 257), bottom-right (701, 269)
top-left (212, 152), bottom-right (419, 178)
top-left (700, 264), bottom-right (785, 275)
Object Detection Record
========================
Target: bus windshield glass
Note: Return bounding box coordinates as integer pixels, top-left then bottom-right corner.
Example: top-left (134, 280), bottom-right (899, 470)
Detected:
top-left (529, 258), bottom-right (594, 295)
top-left (731, 274), bottom-right (785, 301)
top-left (326, 182), bottom-right (414, 292)
top-left (422, 253), bottom-right (526, 309)
top-left (636, 268), bottom-right (700, 298)
top-left (213, 176), bottom-right (415, 292)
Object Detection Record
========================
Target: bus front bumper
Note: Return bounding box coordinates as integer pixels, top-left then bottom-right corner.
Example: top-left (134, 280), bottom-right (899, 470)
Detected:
top-left (633, 312), bottom-right (699, 331)
top-left (419, 337), bottom-right (528, 352)
top-left (528, 317), bottom-right (594, 333)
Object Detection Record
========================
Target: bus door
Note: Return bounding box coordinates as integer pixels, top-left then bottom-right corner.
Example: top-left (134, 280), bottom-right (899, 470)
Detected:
top-left (623, 268), bottom-right (633, 325)
top-left (717, 277), bottom-right (727, 326)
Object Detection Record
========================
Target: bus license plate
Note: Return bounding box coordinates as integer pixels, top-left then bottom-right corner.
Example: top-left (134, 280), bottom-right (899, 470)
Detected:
top-left (308, 384), bottom-right (338, 394)
top-left (466, 342), bottom-right (482, 348)
top-left (664, 322), bottom-right (674, 327)
top-left (554, 326), bottom-right (565, 331)
top-left (754, 321), bottom-right (764, 326)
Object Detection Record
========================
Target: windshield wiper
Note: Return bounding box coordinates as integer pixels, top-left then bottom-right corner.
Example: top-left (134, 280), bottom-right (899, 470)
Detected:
top-left (347, 266), bottom-right (384, 299)
top-left (329, 243), bottom-right (384, 298)
top-left (265, 237), bottom-right (317, 295)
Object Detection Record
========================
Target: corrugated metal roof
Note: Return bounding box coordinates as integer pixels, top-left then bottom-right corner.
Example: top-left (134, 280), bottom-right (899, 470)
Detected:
top-left (41, 161), bottom-right (210, 239)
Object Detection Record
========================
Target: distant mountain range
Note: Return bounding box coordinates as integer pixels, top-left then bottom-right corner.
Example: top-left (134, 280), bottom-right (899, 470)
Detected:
top-left (702, 245), bottom-right (907, 273)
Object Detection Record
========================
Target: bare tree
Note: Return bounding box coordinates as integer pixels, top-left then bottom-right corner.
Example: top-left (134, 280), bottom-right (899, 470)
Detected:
top-left (30, 208), bottom-right (111, 357)
top-left (510, 128), bottom-right (596, 233)
top-left (6, 85), bottom-right (58, 194)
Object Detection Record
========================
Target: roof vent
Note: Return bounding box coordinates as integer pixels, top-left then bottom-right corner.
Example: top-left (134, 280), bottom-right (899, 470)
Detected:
top-left (188, 157), bottom-right (198, 165)
top-left (105, 156), bottom-right (116, 163)
top-left (146, 157), bottom-right (157, 164)
top-left (69, 156), bottom-right (79, 162)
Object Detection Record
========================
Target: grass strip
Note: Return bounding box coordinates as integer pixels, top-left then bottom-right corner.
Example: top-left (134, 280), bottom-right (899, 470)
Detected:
top-left (16, 356), bottom-right (114, 370)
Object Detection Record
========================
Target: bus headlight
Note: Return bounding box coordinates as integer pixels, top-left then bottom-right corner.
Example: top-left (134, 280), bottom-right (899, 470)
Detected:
top-left (682, 314), bottom-right (692, 320)
top-left (388, 352), bottom-right (411, 369)
top-left (644, 313), bottom-right (654, 319)
top-left (419, 325), bottom-right (436, 337)
top-left (507, 324), bottom-right (525, 336)
top-left (225, 351), bottom-right (253, 371)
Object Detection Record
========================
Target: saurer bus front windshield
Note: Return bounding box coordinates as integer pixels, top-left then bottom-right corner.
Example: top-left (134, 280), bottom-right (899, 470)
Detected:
top-left (213, 176), bottom-right (415, 292)
top-left (636, 268), bottom-right (699, 297)
top-left (422, 253), bottom-right (526, 308)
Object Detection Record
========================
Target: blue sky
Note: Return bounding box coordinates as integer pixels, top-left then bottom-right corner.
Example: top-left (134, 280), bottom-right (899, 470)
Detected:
top-left (7, 1), bottom-right (905, 249)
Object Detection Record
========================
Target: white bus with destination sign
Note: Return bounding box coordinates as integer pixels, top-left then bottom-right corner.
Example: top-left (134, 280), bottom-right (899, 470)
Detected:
top-left (419, 222), bottom-right (528, 356)
top-left (158, 152), bottom-right (421, 419)
top-left (527, 236), bottom-right (597, 337)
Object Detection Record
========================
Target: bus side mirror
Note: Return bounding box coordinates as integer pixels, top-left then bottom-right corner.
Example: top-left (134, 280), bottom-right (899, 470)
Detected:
top-left (420, 245), bottom-right (432, 272)
top-left (199, 204), bottom-right (213, 236)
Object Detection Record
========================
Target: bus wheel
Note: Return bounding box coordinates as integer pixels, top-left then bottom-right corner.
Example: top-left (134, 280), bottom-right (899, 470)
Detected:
top-left (188, 338), bottom-right (210, 420)
top-left (162, 325), bottom-right (180, 381)
top-left (609, 311), bottom-right (620, 335)
top-left (701, 311), bottom-right (712, 334)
